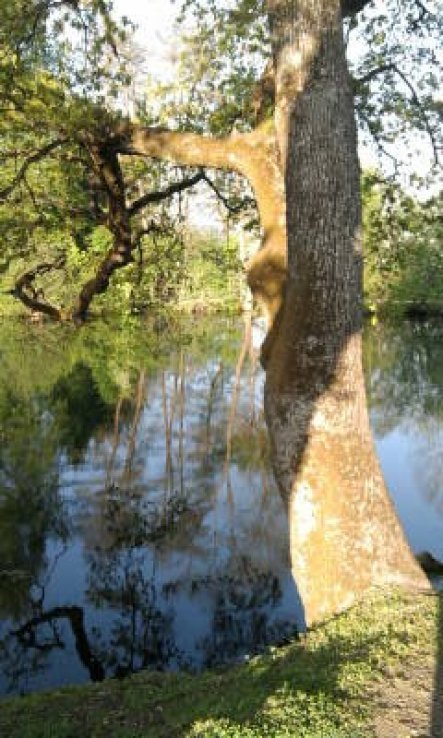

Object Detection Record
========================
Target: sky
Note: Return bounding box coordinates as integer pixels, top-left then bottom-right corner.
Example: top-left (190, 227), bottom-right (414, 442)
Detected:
top-left (114, 0), bottom-right (177, 79)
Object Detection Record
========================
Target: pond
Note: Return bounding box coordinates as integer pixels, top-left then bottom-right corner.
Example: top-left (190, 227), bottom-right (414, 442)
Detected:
top-left (0, 315), bottom-right (442, 697)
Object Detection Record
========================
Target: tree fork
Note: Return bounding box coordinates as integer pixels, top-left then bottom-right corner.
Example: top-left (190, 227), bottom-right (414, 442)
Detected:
top-left (114, 122), bottom-right (288, 324)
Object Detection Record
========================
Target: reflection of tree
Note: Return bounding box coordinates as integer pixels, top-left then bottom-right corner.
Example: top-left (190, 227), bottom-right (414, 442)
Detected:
top-left (85, 549), bottom-right (182, 675)
top-left (50, 362), bottom-right (114, 464)
top-left (12, 606), bottom-right (104, 682)
top-left (0, 315), bottom-right (302, 694)
top-left (415, 422), bottom-right (443, 517)
top-left (365, 321), bottom-right (443, 432)
top-left (166, 556), bottom-right (297, 669)
top-left (85, 483), bottom-right (206, 551)
top-left (0, 390), bottom-right (66, 620)
top-left (225, 312), bottom-right (252, 472)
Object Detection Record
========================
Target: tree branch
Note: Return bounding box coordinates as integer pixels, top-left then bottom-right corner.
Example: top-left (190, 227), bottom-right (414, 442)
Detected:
top-left (409, 0), bottom-right (435, 30)
top-left (9, 259), bottom-right (64, 320)
top-left (355, 63), bottom-right (439, 165)
top-left (109, 123), bottom-right (253, 175)
top-left (105, 121), bottom-right (280, 236)
top-left (358, 108), bottom-right (400, 175)
top-left (12, 605), bottom-right (105, 682)
top-left (0, 139), bottom-right (67, 203)
top-left (201, 173), bottom-right (255, 215)
top-left (128, 171), bottom-right (205, 217)
top-left (72, 146), bottom-right (133, 321)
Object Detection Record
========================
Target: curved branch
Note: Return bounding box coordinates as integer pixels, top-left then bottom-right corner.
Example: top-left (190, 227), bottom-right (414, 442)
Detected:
top-left (73, 145), bottom-right (133, 321)
top-left (128, 171), bottom-right (205, 217)
top-left (13, 605), bottom-right (105, 681)
top-left (10, 260), bottom-right (64, 320)
top-left (201, 173), bottom-right (255, 215)
top-left (0, 139), bottom-right (67, 203)
top-left (358, 108), bottom-right (400, 175)
top-left (106, 121), bottom-right (281, 237)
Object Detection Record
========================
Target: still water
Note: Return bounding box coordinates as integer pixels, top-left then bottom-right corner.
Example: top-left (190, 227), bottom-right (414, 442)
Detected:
top-left (0, 315), bottom-right (442, 696)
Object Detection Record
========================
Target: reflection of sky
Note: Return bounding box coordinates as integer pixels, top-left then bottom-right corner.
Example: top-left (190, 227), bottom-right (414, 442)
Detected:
top-left (373, 422), bottom-right (443, 561)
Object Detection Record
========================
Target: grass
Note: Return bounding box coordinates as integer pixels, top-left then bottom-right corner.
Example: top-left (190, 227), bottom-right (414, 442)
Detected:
top-left (0, 590), bottom-right (441, 738)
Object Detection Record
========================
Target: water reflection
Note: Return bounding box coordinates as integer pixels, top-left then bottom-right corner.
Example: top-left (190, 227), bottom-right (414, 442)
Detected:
top-left (365, 320), bottom-right (443, 559)
top-left (0, 316), bottom-right (300, 695)
top-left (0, 316), bottom-right (441, 696)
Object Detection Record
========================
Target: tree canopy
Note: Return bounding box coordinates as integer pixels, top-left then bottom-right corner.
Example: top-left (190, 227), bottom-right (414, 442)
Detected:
top-left (0, 0), bottom-right (441, 320)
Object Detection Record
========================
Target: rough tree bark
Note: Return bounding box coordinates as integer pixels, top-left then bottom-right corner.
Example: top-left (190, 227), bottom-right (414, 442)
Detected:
top-left (264, 0), bottom-right (428, 625)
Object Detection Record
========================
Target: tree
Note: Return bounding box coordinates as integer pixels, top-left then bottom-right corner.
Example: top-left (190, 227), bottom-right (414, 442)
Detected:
top-left (1, 0), bottom-right (439, 623)
top-left (362, 180), bottom-right (443, 315)
top-left (261, 0), bottom-right (429, 624)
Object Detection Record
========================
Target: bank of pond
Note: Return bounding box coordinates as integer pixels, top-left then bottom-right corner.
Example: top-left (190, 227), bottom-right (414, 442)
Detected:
top-left (0, 314), bottom-right (442, 699)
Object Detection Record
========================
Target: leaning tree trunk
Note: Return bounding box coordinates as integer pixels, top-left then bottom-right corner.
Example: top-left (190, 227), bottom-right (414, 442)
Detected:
top-left (264, 0), bottom-right (428, 626)
top-left (72, 144), bottom-right (134, 322)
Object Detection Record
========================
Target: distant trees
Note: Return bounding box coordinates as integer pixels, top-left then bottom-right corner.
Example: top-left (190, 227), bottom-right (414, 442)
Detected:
top-left (362, 177), bottom-right (443, 315)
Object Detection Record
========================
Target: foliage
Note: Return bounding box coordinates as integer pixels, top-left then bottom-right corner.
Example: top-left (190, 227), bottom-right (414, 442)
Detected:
top-left (350, 0), bottom-right (442, 182)
top-left (177, 229), bottom-right (243, 311)
top-left (362, 172), bottom-right (443, 314)
top-left (150, 0), bottom-right (269, 134)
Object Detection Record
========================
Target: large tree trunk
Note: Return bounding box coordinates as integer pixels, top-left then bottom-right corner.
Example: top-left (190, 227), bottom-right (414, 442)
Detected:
top-left (265, 0), bottom-right (428, 626)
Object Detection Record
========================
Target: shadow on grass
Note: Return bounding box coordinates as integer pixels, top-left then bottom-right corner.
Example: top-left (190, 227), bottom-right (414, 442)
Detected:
top-left (0, 599), bottom-right (412, 738)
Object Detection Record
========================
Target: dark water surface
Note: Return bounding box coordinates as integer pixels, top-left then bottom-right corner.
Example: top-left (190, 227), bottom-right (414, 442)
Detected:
top-left (0, 315), bottom-right (442, 696)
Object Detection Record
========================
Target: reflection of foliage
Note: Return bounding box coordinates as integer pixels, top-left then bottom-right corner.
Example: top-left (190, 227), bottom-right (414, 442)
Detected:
top-left (0, 313), bottom-right (296, 694)
top-left (364, 320), bottom-right (443, 430)
top-left (86, 550), bottom-right (182, 674)
top-left (190, 558), bottom-right (297, 668)
top-left (415, 423), bottom-right (443, 517)
top-left (231, 424), bottom-right (270, 471)
top-left (50, 362), bottom-right (113, 463)
top-left (0, 390), bottom-right (66, 620)
top-left (93, 485), bottom-right (199, 549)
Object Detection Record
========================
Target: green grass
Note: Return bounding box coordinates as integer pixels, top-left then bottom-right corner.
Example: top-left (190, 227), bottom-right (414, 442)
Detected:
top-left (0, 590), bottom-right (441, 738)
